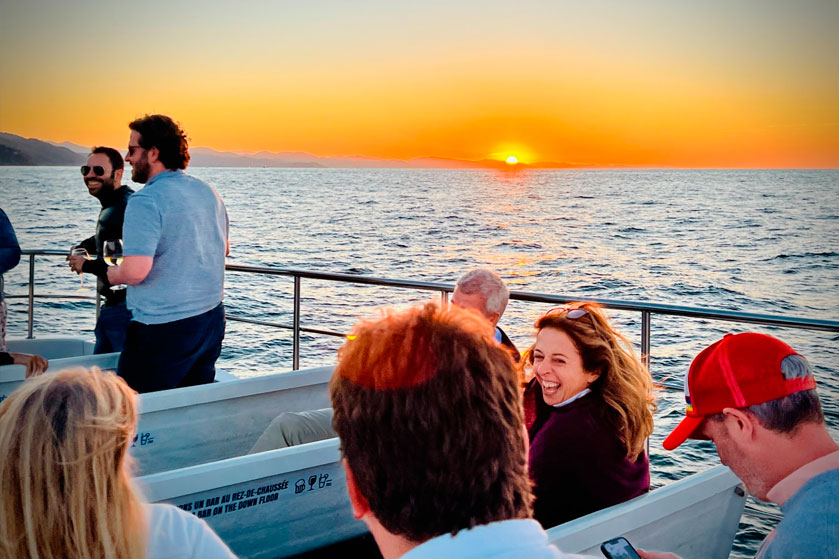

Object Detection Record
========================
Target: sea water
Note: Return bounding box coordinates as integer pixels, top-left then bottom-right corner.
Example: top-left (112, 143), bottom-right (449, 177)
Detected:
top-left (1, 167), bottom-right (838, 558)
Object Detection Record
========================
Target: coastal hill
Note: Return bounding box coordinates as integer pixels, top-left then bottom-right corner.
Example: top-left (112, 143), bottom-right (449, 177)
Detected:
top-left (0, 133), bottom-right (85, 166)
top-left (0, 132), bottom-right (583, 169)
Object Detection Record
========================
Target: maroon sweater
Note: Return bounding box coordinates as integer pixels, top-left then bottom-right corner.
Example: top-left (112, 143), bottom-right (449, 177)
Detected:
top-left (527, 381), bottom-right (649, 529)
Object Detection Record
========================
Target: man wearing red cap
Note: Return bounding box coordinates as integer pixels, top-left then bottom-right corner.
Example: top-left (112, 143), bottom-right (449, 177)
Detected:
top-left (653, 332), bottom-right (838, 558)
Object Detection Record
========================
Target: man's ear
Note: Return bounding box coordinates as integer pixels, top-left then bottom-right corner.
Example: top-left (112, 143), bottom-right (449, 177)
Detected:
top-left (721, 407), bottom-right (756, 443)
top-left (343, 458), bottom-right (370, 520)
top-left (147, 146), bottom-right (160, 164)
top-left (114, 168), bottom-right (124, 183)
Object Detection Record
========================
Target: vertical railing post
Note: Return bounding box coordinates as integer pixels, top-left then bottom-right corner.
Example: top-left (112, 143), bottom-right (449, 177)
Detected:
top-left (641, 310), bottom-right (651, 370)
top-left (27, 254), bottom-right (35, 339)
top-left (440, 290), bottom-right (449, 305)
top-left (641, 309), bottom-right (652, 458)
top-left (292, 275), bottom-right (301, 370)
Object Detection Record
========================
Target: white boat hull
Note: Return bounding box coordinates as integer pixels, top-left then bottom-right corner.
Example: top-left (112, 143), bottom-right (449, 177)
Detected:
top-left (1, 337), bottom-right (119, 402)
top-left (549, 466), bottom-right (745, 558)
top-left (138, 438), bottom-right (360, 559)
top-left (133, 366), bottom-right (332, 475)
top-left (139, 438), bottom-right (745, 559)
top-left (2, 338), bottom-right (333, 477)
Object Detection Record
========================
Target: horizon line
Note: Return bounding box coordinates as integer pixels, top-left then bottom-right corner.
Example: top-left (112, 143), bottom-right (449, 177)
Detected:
top-left (2, 131), bottom-right (838, 171)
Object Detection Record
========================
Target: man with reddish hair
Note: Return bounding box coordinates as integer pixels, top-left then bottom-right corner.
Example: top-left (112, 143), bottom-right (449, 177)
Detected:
top-left (644, 333), bottom-right (839, 559)
top-left (329, 301), bottom-right (593, 559)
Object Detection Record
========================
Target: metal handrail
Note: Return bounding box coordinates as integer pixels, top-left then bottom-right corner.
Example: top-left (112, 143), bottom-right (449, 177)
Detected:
top-left (225, 264), bottom-right (839, 332)
top-left (221, 263), bottom-right (839, 421)
top-left (11, 249), bottom-right (839, 359)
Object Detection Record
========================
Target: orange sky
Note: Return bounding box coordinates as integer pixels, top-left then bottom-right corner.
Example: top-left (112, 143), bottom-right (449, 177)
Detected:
top-left (0, 1), bottom-right (837, 167)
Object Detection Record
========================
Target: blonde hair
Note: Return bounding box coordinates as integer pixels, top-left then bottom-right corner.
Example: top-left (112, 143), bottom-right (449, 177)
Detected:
top-left (0, 367), bottom-right (146, 559)
top-left (522, 303), bottom-right (656, 460)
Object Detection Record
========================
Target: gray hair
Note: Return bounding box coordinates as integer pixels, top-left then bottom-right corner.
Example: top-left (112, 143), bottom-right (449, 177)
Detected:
top-left (454, 269), bottom-right (509, 318)
top-left (710, 354), bottom-right (824, 433)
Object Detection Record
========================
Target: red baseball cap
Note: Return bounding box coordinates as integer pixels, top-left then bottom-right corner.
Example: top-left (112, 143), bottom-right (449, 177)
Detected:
top-left (662, 332), bottom-right (816, 450)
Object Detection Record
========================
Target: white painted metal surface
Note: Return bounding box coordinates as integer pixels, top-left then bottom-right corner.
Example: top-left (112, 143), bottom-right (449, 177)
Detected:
top-left (5, 336), bottom-right (96, 358)
top-left (549, 465), bottom-right (745, 558)
top-left (140, 443), bottom-right (745, 559)
top-left (0, 346), bottom-right (119, 402)
top-left (138, 438), bottom-right (361, 559)
top-left (132, 366), bottom-right (333, 475)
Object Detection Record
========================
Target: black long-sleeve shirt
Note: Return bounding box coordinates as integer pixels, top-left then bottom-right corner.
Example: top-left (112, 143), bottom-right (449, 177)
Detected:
top-left (76, 185), bottom-right (134, 305)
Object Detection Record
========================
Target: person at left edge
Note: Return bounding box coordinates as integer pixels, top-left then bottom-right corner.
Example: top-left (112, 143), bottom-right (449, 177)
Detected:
top-left (67, 147), bottom-right (134, 354)
top-left (0, 208), bottom-right (48, 377)
top-left (108, 115), bottom-right (229, 393)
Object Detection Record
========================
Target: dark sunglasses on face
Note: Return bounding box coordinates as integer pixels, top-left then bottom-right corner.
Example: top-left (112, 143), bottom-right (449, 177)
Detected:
top-left (80, 165), bottom-right (106, 177)
top-left (127, 145), bottom-right (144, 156)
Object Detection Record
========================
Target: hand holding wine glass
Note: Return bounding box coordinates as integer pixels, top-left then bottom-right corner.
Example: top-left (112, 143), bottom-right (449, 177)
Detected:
top-left (103, 239), bottom-right (126, 290)
top-left (69, 246), bottom-right (89, 288)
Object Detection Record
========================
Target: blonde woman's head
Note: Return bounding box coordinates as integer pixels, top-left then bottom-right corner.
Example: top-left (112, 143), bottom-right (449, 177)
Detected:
top-left (0, 367), bottom-right (145, 559)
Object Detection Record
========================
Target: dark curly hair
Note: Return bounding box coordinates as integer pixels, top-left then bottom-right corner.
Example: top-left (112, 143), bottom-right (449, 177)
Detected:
top-left (128, 114), bottom-right (190, 170)
top-left (330, 302), bottom-right (533, 543)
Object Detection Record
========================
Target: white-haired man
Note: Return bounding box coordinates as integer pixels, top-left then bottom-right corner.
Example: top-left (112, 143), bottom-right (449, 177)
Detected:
top-left (451, 268), bottom-right (519, 360)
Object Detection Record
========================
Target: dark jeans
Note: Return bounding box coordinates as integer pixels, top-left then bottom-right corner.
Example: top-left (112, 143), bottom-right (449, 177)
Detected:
top-left (93, 301), bottom-right (132, 354)
top-left (118, 303), bottom-right (225, 394)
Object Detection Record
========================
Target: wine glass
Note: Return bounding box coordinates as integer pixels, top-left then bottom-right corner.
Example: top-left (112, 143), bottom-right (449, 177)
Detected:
top-left (103, 239), bottom-right (126, 290)
top-left (69, 246), bottom-right (89, 289)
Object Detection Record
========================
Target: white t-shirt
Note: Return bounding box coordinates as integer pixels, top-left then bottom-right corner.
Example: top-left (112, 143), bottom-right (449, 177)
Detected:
top-left (145, 503), bottom-right (236, 559)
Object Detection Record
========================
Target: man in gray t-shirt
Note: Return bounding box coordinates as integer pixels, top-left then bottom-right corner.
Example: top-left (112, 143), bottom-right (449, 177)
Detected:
top-left (108, 114), bottom-right (228, 393)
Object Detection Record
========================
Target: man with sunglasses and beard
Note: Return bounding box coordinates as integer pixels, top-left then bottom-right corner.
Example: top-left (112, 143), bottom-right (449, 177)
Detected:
top-left (67, 147), bottom-right (134, 354)
top-left (108, 114), bottom-right (228, 393)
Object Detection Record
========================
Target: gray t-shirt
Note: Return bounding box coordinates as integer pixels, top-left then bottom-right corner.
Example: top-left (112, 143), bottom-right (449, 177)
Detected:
top-left (124, 170), bottom-right (228, 324)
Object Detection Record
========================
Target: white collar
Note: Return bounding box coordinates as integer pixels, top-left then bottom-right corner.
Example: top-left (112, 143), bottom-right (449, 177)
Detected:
top-left (553, 388), bottom-right (592, 408)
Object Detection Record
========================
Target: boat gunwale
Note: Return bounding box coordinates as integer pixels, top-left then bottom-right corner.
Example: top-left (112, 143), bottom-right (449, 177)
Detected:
top-left (137, 365), bottom-right (333, 414)
top-left (136, 437), bottom-right (341, 501)
top-left (547, 464), bottom-right (741, 541)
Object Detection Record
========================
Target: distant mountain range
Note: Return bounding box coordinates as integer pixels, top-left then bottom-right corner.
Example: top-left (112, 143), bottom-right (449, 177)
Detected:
top-left (0, 132), bottom-right (584, 169)
top-left (0, 133), bottom-right (86, 165)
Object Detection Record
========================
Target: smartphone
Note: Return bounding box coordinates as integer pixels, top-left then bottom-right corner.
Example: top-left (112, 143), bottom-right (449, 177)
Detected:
top-left (600, 536), bottom-right (642, 559)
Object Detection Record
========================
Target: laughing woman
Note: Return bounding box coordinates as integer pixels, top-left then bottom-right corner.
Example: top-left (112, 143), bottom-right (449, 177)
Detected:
top-left (522, 303), bottom-right (656, 529)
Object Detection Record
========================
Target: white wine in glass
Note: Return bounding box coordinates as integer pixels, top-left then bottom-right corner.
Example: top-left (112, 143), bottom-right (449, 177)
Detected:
top-left (70, 246), bottom-right (89, 288)
top-left (103, 239), bottom-right (126, 290)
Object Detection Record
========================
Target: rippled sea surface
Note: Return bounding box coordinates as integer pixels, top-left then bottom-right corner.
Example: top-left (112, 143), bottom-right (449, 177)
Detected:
top-left (2, 167), bottom-right (837, 557)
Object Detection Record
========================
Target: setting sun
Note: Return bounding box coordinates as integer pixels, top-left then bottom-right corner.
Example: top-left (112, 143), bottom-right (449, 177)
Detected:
top-left (506, 156), bottom-right (518, 165)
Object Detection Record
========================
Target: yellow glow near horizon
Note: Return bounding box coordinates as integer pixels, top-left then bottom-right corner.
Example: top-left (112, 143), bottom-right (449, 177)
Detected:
top-left (506, 156), bottom-right (518, 165)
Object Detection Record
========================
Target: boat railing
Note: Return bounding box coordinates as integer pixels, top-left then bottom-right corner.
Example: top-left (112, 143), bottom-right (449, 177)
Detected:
top-left (8, 248), bottom-right (839, 394)
top-left (11, 250), bottom-right (838, 367)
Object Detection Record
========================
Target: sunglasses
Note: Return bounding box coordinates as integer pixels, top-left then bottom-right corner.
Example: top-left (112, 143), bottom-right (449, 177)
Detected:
top-left (80, 165), bottom-right (107, 177)
top-left (544, 306), bottom-right (590, 319)
top-left (127, 145), bottom-right (145, 156)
